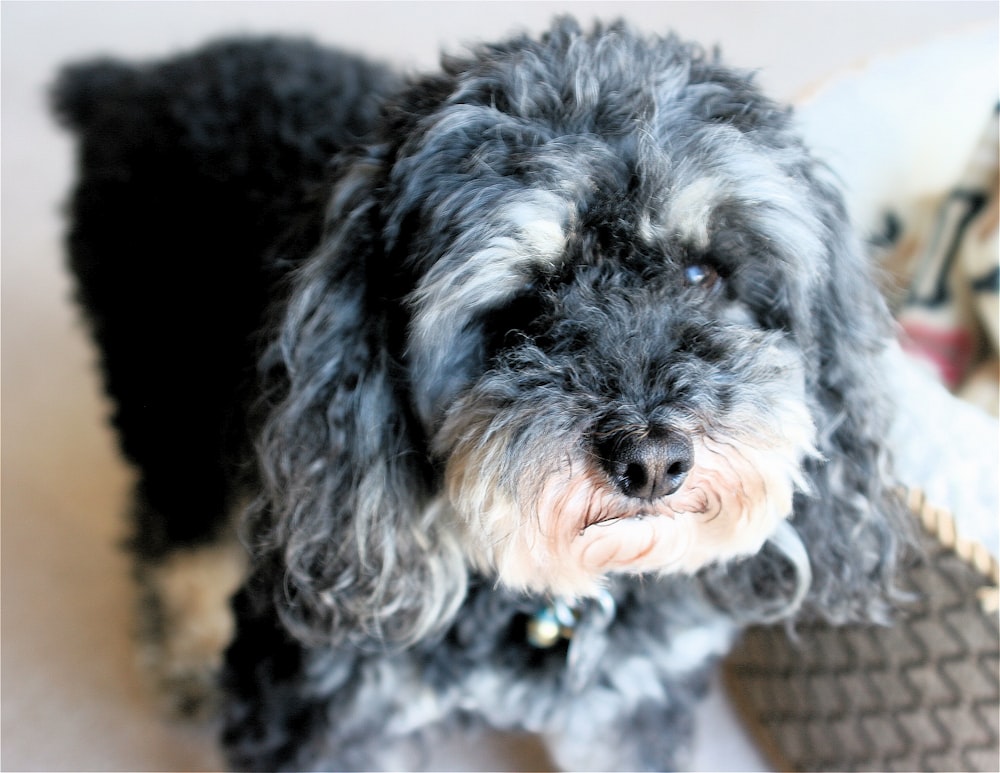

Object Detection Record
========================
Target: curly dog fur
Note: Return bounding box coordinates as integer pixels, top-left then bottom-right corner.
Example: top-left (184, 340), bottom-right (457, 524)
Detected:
top-left (54, 18), bottom-right (908, 771)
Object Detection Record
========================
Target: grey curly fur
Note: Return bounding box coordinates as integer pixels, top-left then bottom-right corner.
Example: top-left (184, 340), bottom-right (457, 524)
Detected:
top-left (55, 17), bottom-right (911, 771)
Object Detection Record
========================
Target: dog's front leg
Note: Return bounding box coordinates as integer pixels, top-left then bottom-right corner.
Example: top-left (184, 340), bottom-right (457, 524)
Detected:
top-left (221, 583), bottom-right (448, 772)
top-left (134, 524), bottom-right (246, 719)
top-left (541, 667), bottom-right (712, 772)
top-left (220, 585), bottom-right (343, 772)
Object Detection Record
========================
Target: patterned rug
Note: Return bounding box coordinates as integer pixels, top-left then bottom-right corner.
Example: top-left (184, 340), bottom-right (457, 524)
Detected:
top-left (725, 489), bottom-right (999, 772)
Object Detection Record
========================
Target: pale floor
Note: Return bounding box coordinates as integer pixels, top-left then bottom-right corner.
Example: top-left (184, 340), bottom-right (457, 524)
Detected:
top-left (3, 2), bottom-right (997, 770)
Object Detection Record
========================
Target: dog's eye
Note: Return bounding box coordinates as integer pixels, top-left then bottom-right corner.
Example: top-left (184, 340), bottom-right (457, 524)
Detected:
top-left (479, 289), bottom-right (546, 358)
top-left (683, 263), bottom-right (720, 291)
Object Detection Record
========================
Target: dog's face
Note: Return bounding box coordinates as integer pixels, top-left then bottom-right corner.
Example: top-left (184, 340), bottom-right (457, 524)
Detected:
top-left (416, 174), bottom-right (822, 599)
top-left (260, 20), bottom-right (901, 644)
top-left (388, 27), bottom-right (826, 599)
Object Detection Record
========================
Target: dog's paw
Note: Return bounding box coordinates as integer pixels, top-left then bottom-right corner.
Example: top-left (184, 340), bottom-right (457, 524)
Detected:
top-left (136, 541), bottom-right (246, 720)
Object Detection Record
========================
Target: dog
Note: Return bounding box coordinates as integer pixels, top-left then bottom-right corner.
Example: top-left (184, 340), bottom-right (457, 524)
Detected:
top-left (53, 18), bottom-right (909, 771)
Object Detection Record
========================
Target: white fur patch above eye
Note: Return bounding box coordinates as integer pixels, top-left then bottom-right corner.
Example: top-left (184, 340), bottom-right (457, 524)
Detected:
top-left (407, 190), bottom-right (570, 421)
top-left (410, 191), bottom-right (569, 332)
top-left (661, 175), bottom-right (729, 249)
top-left (500, 199), bottom-right (569, 262)
top-left (641, 130), bottom-right (826, 282)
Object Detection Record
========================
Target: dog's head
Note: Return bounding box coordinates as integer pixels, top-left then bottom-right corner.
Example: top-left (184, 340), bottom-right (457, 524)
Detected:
top-left (253, 19), bottom-right (905, 646)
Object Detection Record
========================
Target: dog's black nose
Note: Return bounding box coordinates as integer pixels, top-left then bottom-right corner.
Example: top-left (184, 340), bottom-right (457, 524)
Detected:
top-left (596, 429), bottom-right (693, 500)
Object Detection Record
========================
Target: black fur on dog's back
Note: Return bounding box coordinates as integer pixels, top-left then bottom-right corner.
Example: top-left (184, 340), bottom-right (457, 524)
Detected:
top-left (52, 38), bottom-right (400, 558)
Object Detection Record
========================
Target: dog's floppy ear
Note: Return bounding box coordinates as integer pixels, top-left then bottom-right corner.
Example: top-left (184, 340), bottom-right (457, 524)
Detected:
top-left (787, 170), bottom-right (911, 624)
top-left (707, 163), bottom-right (910, 626)
top-left (247, 150), bottom-right (467, 647)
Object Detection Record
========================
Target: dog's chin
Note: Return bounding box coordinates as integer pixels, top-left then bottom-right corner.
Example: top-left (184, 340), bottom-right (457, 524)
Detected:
top-left (449, 431), bottom-right (815, 599)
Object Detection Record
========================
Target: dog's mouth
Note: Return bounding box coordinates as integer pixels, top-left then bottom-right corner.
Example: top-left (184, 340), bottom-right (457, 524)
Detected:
top-left (581, 507), bottom-right (680, 531)
top-left (582, 512), bottom-right (648, 527)
top-left (576, 465), bottom-right (717, 533)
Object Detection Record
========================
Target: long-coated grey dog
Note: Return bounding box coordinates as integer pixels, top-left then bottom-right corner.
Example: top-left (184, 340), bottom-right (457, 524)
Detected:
top-left (53, 17), bottom-right (908, 771)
